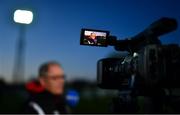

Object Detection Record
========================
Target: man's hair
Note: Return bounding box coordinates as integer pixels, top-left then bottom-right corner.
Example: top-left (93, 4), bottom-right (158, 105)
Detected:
top-left (38, 61), bottom-right (61, 77)
top-left (91, 33), bottom-right (96, 35)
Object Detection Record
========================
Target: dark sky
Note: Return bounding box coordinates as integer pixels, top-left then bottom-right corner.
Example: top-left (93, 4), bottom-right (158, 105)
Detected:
top-left (0, 0), bottom-right (180, 82)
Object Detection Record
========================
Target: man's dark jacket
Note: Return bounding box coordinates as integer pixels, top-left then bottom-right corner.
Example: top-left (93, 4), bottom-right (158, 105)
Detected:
top-left (22, 81), bottom-right (68, 114)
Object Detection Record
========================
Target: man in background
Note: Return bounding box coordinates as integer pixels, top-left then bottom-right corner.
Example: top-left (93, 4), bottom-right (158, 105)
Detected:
top-left (23, 61), bottom-right (68, 114)
top-left (84, 33), bottom-right (97, 45)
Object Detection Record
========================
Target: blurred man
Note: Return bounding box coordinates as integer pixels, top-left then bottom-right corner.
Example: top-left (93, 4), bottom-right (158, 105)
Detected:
top-left (23, 61), bottom-right (68, 114)
top-left (84, 33), bottom-right (97, 45)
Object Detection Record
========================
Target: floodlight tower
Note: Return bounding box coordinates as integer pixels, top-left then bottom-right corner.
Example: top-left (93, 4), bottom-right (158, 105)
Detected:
top-left (13, 9), bottom-right (33, 83)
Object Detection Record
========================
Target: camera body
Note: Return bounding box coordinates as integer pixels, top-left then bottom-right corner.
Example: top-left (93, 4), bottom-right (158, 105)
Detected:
top-left (80, 17), bottom-right (180, 90)
top-left (97, 44), bottom-right (180, 89)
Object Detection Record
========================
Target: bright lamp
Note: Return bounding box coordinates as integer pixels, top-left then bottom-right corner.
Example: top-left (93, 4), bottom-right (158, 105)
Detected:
top-left (13, 9), bottom-right (33, 24)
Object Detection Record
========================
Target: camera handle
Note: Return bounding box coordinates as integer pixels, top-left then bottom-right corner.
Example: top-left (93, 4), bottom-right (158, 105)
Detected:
top-left (110, 74), bottom-right (167, 113)
top-left (110, 89), bottom-right (138, 113)
top-left (110, 89), bottom-right (167, 113)
top-left (110, 74), bottom-right (138, 113)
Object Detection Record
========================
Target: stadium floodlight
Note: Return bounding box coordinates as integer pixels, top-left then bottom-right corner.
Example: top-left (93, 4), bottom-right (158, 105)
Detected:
top-left (13, 9), bottom-right (33, 24)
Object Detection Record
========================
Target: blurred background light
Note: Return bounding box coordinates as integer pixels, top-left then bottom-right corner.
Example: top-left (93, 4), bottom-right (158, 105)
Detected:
top-left (13, 9), bottom-right (33, 24)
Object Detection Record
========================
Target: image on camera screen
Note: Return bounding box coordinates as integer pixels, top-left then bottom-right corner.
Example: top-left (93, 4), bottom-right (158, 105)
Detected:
top-left (80, 29), bottom-right (109, 47)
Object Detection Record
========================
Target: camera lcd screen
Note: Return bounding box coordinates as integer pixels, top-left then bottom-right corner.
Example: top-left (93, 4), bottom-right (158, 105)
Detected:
top-left (80, 29), bottom-right (109, 47)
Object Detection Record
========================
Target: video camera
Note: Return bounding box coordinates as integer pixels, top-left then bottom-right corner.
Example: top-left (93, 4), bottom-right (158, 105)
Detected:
top-left (80, 17), bottom-right (180, 90)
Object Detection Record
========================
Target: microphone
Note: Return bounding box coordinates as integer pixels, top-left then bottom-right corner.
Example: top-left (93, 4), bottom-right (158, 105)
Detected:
top-left (66, 89), bottom-right (80, 107)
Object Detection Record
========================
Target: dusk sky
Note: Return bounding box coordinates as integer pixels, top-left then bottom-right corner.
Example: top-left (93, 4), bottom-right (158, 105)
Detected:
top-left (0, 0), bottom-right (179, 82)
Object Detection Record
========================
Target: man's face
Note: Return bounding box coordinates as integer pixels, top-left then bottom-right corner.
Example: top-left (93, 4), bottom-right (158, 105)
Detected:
top-left (90, 33), bottom-right (96, 39)
top-left (40, 64), bottom-right (65, 95)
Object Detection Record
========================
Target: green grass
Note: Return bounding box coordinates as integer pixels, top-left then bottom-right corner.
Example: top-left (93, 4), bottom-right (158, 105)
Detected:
top-left (71, 96), bottom-right (112, 113)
